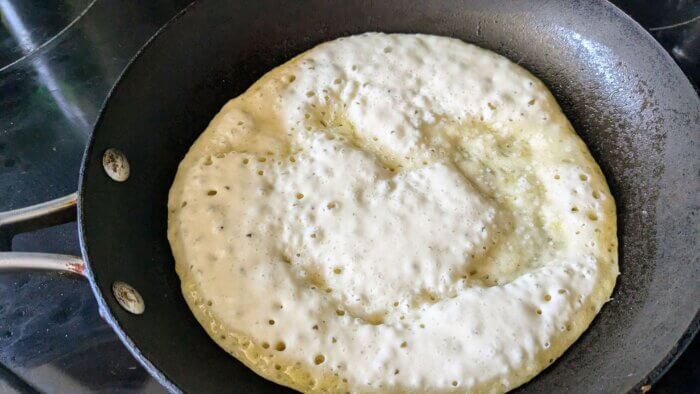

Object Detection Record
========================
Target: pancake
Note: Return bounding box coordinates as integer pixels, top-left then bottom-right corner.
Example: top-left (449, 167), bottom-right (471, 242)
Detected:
top-left (167, 33), bottom-right (618, 393)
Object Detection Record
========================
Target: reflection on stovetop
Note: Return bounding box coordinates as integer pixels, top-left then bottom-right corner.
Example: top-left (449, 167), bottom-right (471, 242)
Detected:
top-left (0, 0), bottom-right (697, 393)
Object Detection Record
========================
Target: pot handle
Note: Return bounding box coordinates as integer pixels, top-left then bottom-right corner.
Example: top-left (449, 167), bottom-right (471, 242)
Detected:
top-left (0, 193), bottom-right (85, 276)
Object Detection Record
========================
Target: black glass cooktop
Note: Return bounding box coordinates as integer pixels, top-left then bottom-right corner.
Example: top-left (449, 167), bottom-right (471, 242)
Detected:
top-left (0, 1), bottom-right (697, 392)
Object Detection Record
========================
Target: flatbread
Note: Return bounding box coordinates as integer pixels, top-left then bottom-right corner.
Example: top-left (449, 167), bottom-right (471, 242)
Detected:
top-left (167, 33), bottom-right (618, 393)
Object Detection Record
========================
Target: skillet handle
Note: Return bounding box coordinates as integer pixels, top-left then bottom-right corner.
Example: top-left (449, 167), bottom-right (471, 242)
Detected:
top-left (0, 253), bottom-right (85, 276)
top-left (0, 193), bottom-right (85, 276)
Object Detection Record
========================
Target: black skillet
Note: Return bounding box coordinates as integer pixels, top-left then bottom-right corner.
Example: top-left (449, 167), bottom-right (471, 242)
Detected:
top-left (0, 1), bottom-right (698, 392)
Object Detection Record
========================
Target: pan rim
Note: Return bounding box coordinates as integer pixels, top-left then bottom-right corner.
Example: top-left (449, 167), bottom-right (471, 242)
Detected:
top-left (594, 1), bottom-right (699, 390)
top-left (76, 0), bottom-right (700, 392)
top-left (76, 2), bottom-right (197, 393)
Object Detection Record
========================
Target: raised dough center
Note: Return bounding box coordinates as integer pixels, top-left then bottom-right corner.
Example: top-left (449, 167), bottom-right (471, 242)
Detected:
top-left (279, 134), bottom-right (497, 322)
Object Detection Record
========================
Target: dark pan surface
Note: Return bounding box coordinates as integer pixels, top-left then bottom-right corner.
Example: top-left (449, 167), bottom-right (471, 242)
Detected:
top-left (78, 1), bottom-right (699, 392)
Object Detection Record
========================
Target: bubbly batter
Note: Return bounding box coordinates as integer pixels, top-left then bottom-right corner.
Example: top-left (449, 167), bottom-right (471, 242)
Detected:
top-left (167, 33), bottom-right (618, 393)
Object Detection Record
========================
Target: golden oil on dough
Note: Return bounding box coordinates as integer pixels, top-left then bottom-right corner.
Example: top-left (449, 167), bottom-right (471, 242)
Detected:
top-left (167, 33), bottom-right (618, 393)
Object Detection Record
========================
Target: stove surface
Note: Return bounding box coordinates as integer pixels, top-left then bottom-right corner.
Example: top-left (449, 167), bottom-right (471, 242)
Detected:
top-left (0, 1), bottom-right (697, 392)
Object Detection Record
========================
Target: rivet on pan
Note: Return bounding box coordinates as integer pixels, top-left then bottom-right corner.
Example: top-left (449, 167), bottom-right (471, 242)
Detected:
top-left (112, 281), bottom-right (145, 315)
top-left (102, 148), bottom-right (130, 182)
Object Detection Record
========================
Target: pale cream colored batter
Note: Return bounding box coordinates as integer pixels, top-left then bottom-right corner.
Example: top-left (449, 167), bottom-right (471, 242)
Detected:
top-left (167, 33), bottom-right (618, 393)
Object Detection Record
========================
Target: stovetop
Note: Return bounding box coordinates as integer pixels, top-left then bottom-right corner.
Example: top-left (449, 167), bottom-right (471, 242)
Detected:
top-left (0, 1), bottom-right (697, 392)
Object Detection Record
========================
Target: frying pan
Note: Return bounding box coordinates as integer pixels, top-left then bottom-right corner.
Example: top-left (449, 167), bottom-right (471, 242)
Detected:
top-left (0, 0), bottom-right (698, 392)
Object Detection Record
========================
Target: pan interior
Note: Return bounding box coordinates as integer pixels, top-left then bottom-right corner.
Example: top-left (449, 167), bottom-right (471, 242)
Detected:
top-left (78, 1), bottom-right (699, 393)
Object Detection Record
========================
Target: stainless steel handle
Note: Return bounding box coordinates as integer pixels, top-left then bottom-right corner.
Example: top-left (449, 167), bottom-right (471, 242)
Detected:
top-left (0, 193), bottom-right (85, 276)
top-left (0, 252), bottom-right (84, 275)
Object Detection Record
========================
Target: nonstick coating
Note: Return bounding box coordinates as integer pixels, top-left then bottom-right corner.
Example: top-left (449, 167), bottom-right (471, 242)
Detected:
top-left (78, 1), bottom-right (699, 392)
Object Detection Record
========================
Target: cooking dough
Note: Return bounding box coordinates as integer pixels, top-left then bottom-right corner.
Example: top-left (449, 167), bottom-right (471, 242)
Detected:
top-left (167, 33), bottom-right (618, 393)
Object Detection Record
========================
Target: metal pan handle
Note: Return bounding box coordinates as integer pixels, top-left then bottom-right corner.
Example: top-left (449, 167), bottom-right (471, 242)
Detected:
top-left (0, 193), bottom-right (85, 276)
